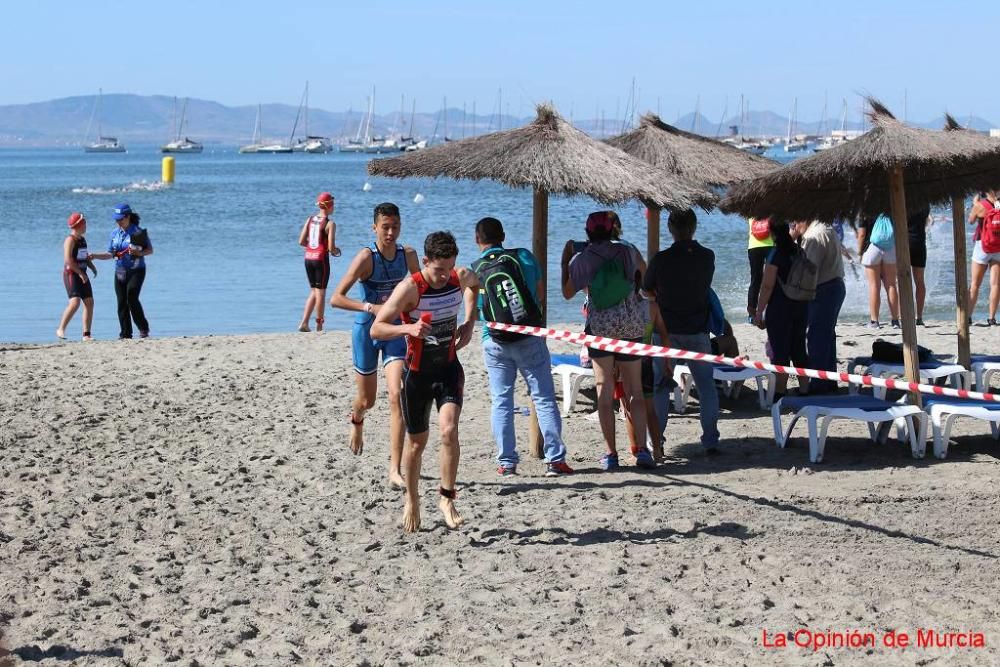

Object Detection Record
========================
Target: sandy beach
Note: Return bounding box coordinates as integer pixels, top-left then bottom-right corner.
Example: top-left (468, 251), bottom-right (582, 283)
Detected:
top-left (2, 320), bottom-right (999, 665)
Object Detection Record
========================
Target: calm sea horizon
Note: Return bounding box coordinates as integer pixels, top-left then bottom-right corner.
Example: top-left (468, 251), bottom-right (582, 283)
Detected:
top-left (0, 146), bottom-right (968, 343)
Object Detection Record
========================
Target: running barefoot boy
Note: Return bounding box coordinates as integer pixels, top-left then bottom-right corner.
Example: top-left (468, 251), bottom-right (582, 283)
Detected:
top-left (371, 231), bottom-right (477, 533)
top-left (330, 203), bottom-right (419, 487)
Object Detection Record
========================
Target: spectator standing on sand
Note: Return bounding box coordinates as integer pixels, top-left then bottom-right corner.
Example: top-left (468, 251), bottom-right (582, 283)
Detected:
top-left (856, 214), bottom-right (900, 329)
top-left (746, 217), bottom-right (774, 323)
top-left (797, 219), bottom-right (846, 394)
top-left (754, 220), bottom-right (810, 398)
top-left (472, 217), bottom-right (573, 478)
top-left (643, 209), bottom-right (720, 455)
top-left (562, 211), bottom-right (654, 470)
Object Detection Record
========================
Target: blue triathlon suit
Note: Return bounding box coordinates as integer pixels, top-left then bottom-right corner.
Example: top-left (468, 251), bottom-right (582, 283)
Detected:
top-left (352, 243), bottom-right (409, 375)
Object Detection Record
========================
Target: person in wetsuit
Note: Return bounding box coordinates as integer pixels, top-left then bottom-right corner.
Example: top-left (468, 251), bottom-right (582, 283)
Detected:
top-left (371, 231), bottom-right (477, 533)
top-left (56, 212), bottom-right (108, 340)
top-left (330, 203), bottom-right (419, 487)
top-left (297, 192), bottom-right (341, 332)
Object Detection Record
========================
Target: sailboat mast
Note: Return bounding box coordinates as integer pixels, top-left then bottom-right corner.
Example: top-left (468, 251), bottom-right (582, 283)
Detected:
top-left (97, 88), bottom-right (103, 138)
top-left (304, 82), bottom-right (309, 137)
top-left (179, 98), bottom-right (189, 140)
top-left (171, 96), bottom-right (178, 142)
top-left (818, 92), bottom-right (827, 137)
top-left (365, 88), bottom-right (375, 143)
top-left (471, 100), bottom-right (476, 137)
top-left (786, 99), bottom-right (794, 142)
top-left (409, 99), bottom-right (416, 139)
top-left (289, 84), bottom-right (307, 146)
top-left (398, 94), bottom-right (405, 137)
top-left (443, 96), bottom-right (448, 140)
top-left (354, 100), bottom-right (364, 142)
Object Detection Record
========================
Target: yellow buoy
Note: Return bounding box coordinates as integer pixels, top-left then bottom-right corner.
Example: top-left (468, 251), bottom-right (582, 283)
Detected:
top-left (161, 156), bottom-right (175, 184)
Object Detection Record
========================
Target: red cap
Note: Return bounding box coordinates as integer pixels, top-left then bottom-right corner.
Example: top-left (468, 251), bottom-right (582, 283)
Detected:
top-left (316, 192), bottom-right (334, 208)
top-left (67, 212), bottom-right (86, 228)
top-left (585, 211), bottom-right (614, 234)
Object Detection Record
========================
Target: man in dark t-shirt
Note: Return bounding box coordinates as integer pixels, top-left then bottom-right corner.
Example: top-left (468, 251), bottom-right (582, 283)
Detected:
top-left (643, 209), bottom-right (720, 453)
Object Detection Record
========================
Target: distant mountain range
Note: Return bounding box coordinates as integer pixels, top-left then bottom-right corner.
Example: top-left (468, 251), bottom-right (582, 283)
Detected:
top-left (0, 94), bottom-right (994, 146)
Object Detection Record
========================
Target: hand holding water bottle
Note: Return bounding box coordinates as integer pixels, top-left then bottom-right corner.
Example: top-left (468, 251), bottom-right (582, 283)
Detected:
top-left (406, 312), bottom-right (433, 339)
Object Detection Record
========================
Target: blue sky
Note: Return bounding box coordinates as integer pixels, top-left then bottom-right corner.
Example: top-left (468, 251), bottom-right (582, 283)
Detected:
top-left (1, 0), bottom-right (988, 122)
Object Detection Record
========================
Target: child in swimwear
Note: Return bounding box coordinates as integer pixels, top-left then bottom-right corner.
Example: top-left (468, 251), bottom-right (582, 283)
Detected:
top-left (56, 212), bottom-right (109, 340)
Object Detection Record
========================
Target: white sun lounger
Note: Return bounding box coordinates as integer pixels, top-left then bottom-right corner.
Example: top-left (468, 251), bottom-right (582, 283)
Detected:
top-left (847, 356), bottom-right (968, 399)
top-left (971, 354), bottom-right (1000, 392)
top-left (672, 363), bottom-right (775, 412)
top-left (550, 353), bottom-right (594, 416)
top-left (772, 395), bottom-right (927, 463)
top-left (921, 397), bottom-right (1000, 459)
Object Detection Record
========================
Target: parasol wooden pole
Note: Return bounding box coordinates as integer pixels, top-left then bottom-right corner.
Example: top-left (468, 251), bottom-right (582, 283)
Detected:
top-left (527, 187), bottom-right (549, 459)
top-left (887, 166), bottom-right (921, 406)
top-left (952, 197), bottom-right (971, 368)
top-left (646, 206), bottom-right (661, 261)
top-left (533, 188), bottom-right (549, 314)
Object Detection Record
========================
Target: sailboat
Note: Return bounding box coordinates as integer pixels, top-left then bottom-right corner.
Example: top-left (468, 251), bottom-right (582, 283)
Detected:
top-left (362, 88), bottom-right (395, 153)
top-left (239, 104), bottom-right (292, 154)
top-left (292, 82), bottom-right (333, 153)
top-left (161, 97), bottom-right (203, 153)
top-left (84, 89), bottom-right (127, 153)
top-left (784, 98), bottom-right (808, 152)
top-left (340, 96), bottom-right (373, 153)
top-left (815, 99), bottom-right (851, 152)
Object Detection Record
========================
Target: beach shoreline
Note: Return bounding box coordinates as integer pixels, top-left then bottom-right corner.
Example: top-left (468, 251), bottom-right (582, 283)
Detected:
top-left (2, 320), bottom-right (999, 664)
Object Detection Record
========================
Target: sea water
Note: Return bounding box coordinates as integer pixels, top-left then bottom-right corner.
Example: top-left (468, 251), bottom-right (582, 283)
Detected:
top-left (0, 147), bottom-right (968, 343)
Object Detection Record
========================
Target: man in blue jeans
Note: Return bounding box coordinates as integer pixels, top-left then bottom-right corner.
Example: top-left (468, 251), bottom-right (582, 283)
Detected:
top-left (643, 209), bottom-right (720, 454)
top-left (472, 217), bottom-right (573, 477)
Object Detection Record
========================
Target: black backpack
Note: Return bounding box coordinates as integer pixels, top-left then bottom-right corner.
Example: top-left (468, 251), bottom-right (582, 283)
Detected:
top-left (471, 249), bottom-right (543, 342)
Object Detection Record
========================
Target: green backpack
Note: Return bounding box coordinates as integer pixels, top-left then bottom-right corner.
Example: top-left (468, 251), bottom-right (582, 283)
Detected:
top-left (590, 257), bottom-right (634, 310)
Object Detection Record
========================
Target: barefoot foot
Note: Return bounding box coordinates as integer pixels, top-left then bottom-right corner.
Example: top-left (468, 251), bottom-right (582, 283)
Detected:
top-left (388, 470), bottom-right (405, 489)
top-left (439, 497), bottom-right (465, 529)
top-left (315, 317), bottom-right (325, 332)
top-left (297, 322), bottom-right (310, 332)
top-left (402, 498), bottom-right (421, 533)
top-left (56, 329), bottom-right (66, 340)
top-left (348, 414), bottom-right (364, 455)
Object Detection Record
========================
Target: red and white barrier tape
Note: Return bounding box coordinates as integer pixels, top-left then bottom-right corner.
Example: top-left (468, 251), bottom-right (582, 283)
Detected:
top-left (486, 322), bottom-right (1000, 404)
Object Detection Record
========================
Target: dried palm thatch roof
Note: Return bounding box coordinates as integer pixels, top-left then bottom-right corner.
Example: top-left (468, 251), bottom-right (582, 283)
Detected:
top-left (720, 98), bottom-right (1000, 221)
top-left (368, 105), bottom-right (717, 211)
top-left (606, 113), bottom-right (779, 187)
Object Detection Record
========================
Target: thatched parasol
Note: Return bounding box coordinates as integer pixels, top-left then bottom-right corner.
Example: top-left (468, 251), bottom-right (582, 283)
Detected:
top-left (369, 104), bottom-right (716, 459)
top-left (368, 104), bottom-right (717, 310)
top-left (607, 113), bottom-right (779, 258)
top-left (940, 113), bottom-right (1000, 367)
top-left (720, 99), bottom-right (1000, 222)
top-left (721, 98), bottom-right (1000, 401)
